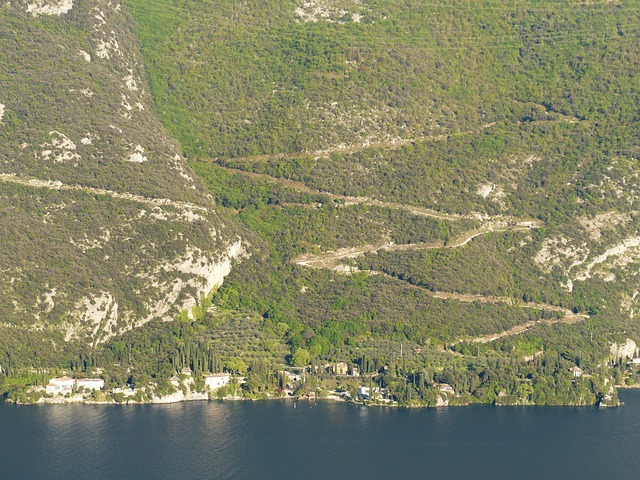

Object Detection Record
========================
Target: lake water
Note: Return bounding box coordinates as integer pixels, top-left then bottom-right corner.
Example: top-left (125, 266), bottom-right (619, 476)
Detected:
top-left (2, 391), bottom-right (640, 479)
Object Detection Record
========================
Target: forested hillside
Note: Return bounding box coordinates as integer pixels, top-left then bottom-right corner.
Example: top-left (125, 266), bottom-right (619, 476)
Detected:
top-left (0, 1), bottom-right (242, 362)
top-left (2, 0), bottom-right (640, 406)
top-left (127, 0), bottom-right (640, 402)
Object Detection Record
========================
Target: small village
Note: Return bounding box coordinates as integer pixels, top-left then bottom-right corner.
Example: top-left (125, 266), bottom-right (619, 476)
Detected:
top-left (20, 348), bottom-right (639, 408)
top-left (25, 359), bottom-right (463, 407)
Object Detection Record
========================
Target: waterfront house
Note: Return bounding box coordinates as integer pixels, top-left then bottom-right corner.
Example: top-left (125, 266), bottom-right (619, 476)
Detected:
top-left (76, 378), bottom-right (105, 391)
top-left (438, 383), bottom-right (455, 393)
top-left (357, 386), bottom-right (382, 400)
top-left (357, 386), bottom-right (370, 399)
top-left (204, 373), bottom-right (230, 390)
top-left (45, 376), bottom-right (75, 394)
top-left (169, 375), bottom-right (181, 387)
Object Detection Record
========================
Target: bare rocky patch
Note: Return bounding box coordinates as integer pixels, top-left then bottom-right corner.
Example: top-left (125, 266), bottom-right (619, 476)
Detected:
top-left (476, 183), bottom-right (495, 199)
top-left (123, 73), bottom-right (139, 92)
top-left (578, 211), bottom-right (630, 240)
top-left (136, 240), bottom-right (245, 325)
top-left (294, 0), bottom-right (368, 24)
top-left (39, 130), bottom-right (80, 164)
top-left (127, 144), bottom-right (148, 163)
top-left (26, 0), bottom-right (73, 16)
top-left (534, 236), bottom-right (589, 274)
top-left (69, 228), bottom-right (111, 253)
top-left (68, 292), bottom-right (118, 343)
top-left (575, 237), bottom-right (640, 282)
top-left (77, 50), bottom-right (91, 62)
top-left (534, 236), bottom-right (590, 292)
top-left (610, 339), bottom-right (638, 359)
top-left (96, 32), bottom-right (120, 59)
top-left (621, 291), bottom-right (640, 319)
top-left (476, 182), bottom-right (507, 208)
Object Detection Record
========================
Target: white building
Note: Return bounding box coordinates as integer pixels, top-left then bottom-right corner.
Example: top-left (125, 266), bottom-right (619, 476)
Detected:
top-left (438, 383), bottom-right (455, 393)
top-left (45, 377), bottom-right (104, 394)
top-left (570, 366), bottom-right (583, 378)
top-left (357, 386), bottom-right (382, 400)
top-left (76, 378), bottom-right (105, 391)
top-left (204, 373), bottom-right (230, 390)
top-left (45, 376), bottom-right (75, 394)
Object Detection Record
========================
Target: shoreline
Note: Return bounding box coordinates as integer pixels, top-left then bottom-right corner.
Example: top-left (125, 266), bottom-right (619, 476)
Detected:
top-left (5, 389), bottom-right (622, 408)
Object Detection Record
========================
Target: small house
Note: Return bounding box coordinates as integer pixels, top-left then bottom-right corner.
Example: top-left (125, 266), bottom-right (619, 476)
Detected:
top-left (358, 386), bottom-right (370, 399)
top-left (76, 378), bottom-right (105, 391)
top-left (357, 386), bottom-right (382, 400)
top-left (438, 383), bottom-right (455, 393)
top-left (335, 362), bottom-right (348, 375)
top-left (570, 366), bottom-right (583, 378)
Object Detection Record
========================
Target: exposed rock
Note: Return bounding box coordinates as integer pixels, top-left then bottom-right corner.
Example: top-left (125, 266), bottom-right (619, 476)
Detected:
top-left (610, 339), bottom-right (638, 359)
top-left (294, 0), bottom-right (368, 24)
top-left (575, 237), bottom-right (640, 281)
top-left (0, 0), bottom-right (241, 348)
top-left (127, 145), bottom-right (148, 163)
top-left (77, 50), bottom-right (91, 62)
top-left (578, 211), bottom-right (630, 241)
top-left (27, 0), bottom-right (73, 16)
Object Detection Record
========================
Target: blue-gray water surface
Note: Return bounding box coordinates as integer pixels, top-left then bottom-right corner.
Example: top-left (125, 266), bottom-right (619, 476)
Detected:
top-left (2, 390), bottom-right (640, 479)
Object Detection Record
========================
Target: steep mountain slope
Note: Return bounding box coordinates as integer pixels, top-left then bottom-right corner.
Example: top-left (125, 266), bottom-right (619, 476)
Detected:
top-left (126, 0), bottom-right (640, 375)
top-left (0, 1), bottom-right (242, 355)
top-left (126, 0), bottom-right (640, 333)
top-left (2, 0), bottom-right (640, 406)
top-left (128, 0), bottom-right (639, 158)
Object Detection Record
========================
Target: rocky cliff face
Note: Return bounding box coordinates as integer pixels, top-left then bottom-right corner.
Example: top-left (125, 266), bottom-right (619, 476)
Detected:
top-left (0, 1), bottom-right (243, 347)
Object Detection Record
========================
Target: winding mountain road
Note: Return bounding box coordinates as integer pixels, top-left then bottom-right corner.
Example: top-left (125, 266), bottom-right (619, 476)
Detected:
top-left (210, 162), bottom-right (582, 344)
top-left (0, 172), bottom-right (208, 221)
